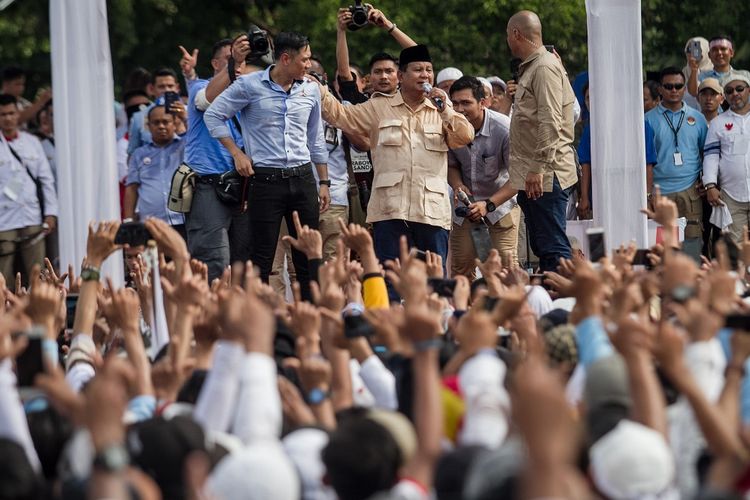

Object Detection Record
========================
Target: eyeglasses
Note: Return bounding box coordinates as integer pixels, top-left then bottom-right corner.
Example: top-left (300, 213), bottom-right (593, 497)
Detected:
top-left (725, 85), bottom-right (748, 95)
top-left (662, 83), bottom-right (685, 91)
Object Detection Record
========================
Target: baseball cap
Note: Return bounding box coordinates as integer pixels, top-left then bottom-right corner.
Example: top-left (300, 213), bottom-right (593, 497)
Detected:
top-left (722, 71), bottom-right (750, 88)
top-left (436, 67), bottom-right (463, 85)
top-left (589, 419), bottom-right (676, 499)
top-left (698, 78), bottom-right (723, 95)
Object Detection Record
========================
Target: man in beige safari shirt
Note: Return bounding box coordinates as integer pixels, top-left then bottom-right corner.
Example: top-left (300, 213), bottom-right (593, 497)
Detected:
top-left (496, 10), bottom-right (578, 271)
top-left (319, 44), bottom-right (473, 289)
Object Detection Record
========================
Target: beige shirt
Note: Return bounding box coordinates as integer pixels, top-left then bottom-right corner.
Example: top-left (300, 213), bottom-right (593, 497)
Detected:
top-left (320, 88), bottom-right (474, 229)
top-left (509, 46), bottom-right (578, 192)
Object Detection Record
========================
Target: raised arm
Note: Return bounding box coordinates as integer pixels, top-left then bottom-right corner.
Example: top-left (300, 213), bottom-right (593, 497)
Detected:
top-left (368, 7), bottom-right (417, 48)
top-left (205, 35), bottom-right (250, 104)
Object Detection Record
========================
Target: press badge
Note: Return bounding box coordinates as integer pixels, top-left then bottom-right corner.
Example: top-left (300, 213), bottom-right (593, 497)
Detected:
top-left (324, 124), bottom-right (338, 147)
top-left (673, 152), bottom-right (683, 166)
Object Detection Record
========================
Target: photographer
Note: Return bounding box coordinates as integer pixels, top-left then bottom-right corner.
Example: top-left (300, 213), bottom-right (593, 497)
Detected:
top-left (182, 35), bottom-right (259, 282)
top-left (204, 32), bottom-right (329, 300)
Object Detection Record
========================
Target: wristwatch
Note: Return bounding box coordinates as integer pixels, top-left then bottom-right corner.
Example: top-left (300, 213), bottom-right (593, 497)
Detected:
top-left (93, 444), bottom-right (129, 472)
top-left (306, 387), bottom-right (330, 405)
top-left (80, 265), bottom-right (101, 282)
top-left (319, 179), bottom-right (331, 187)
top-left (484, 200), bottom-right (497, 213)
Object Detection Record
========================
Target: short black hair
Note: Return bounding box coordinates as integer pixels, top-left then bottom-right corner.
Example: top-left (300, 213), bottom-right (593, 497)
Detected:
top-left (122, 88), bottom-right (150, 105)
top-left (659, 66), bottom-right (685, 84)
top-left (152, 67), bottom-right (178, 84)
top-left (211, 39), bottom-right (232, 60)
top-left (1, 66), bottom-right (25, 82)
top-left (147, 104), bottom-right (171, 120)
top-left (644, 80), bottom-right (660, 100)
top-left (709, 34), bottom-right (733, 46)
top-left (449, 76), bottom-right (485, 103)
top-left (0, 94), bottom-right (17, 107)
top-left (322, 416), bottom-right (401, 500)
top-left (369, 52), bottom-right (398, 71)
top-left (273, 31), bottom-right (310, 61)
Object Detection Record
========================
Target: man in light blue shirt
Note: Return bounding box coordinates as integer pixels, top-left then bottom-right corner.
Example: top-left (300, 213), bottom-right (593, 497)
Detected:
top-left (182, 37), bottom-right (255, 281)
top-left (645, 67), bottom-right (707, 259)
top-left (124, 105), bottom-right (186, 238)
top-left (205, 31), bottom-right (330, 299)
top-left (127, 68), bottom-right (185, 156)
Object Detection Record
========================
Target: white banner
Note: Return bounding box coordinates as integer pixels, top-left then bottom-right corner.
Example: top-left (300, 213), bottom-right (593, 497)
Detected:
top-left (586, 0), bottom-right (649, 248)
top-left (50, 0), bottom-right (123, 283)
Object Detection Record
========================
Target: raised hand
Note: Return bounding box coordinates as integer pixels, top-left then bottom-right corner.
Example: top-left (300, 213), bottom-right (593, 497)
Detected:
top-left (283, 211), bottom-right (323, 260)
top-left (86, 221), bottom-right (122, 267)
top-left (178, 45), bottom-right (199, 77)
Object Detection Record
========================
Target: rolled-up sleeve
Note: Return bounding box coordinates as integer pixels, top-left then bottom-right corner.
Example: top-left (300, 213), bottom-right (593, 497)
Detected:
top-left (531, 65), bottom-right (564, 172)
top-left (307, 92), bottom-right (328, 165)
top-left (205, 79), bottom-right (250, 139)
top-left (441, 107), bottom-right (474, 149)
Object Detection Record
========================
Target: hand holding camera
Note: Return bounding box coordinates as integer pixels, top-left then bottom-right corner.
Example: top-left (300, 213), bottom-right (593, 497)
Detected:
top-left (347, 0), bottom-right (371, 31)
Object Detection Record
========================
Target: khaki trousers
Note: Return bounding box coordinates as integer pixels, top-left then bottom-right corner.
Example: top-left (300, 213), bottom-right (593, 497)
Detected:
top-left (0, 225), bottom-right (46, 286)
top-left (721, 193), bottom-right (750, 246)
top-left (450, 206), bottom-right (520, 280)
top-left (319, 205), bottom-right (349, 262)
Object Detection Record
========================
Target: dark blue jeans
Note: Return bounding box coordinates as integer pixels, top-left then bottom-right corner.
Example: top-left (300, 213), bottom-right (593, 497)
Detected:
top-left (372, 219), bottom-right (449, 301)
top-left (517, 175), bottom-right (572, 272)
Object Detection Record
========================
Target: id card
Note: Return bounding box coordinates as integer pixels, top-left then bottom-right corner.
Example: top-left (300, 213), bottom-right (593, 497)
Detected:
top-left (673, 152), bottom-right (683, 166)
top-left (324, 124), bottom-right (338, 147)
top-left (350, 149), bottom-right (372, 173)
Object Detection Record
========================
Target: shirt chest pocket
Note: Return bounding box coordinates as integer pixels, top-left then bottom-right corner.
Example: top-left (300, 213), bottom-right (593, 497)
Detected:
top-left (729, 134), bottom-right (749, 156)
top-left (423, 123), bottom-right (447, 152)
top-left (377, 119), bottom-right (403, 146)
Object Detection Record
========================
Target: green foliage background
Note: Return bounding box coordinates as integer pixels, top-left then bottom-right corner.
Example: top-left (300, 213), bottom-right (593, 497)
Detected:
top-left (1, 0), bottom-right (748, 99)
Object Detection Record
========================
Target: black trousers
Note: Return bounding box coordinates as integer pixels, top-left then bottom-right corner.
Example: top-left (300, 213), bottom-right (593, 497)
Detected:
top-left (248, 164), bottom-right (319, 300)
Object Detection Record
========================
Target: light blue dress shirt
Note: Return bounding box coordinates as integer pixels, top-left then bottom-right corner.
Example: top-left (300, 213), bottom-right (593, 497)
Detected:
top-left (127, 137), bottom-right (185, 225)
top-left (204, 66), bottom-right (327, 168)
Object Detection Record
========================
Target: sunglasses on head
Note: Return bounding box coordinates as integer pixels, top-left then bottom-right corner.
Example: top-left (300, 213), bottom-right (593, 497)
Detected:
top-left (662, 83), bottom-right (685, 91)
top-left (725, 85), bottom-right (748, 95)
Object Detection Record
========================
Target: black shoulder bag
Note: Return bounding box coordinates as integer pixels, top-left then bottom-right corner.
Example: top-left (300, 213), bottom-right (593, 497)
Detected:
top-left (7, 144), bottom-right (45, 223)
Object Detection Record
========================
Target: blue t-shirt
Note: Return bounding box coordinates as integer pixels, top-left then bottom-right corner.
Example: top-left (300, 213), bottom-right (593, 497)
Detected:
top-left (577, 120), bottom-right (657, 165)
top-left (645, 103), bottom-right (707, 194)
top-left (184, 79), bottom-right (243, 175)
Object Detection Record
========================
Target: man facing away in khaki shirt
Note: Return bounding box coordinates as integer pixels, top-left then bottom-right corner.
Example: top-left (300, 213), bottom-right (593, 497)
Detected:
top-left (493, 10), bottom-right (578, 272)
top-left (319, 44), bottom-right (473, 289)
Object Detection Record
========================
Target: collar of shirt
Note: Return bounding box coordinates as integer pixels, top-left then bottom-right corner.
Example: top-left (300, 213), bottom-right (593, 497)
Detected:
top-left (475, 110), bottom-right (491, 138)
top-left (518, 45), bottom-right (547, 75)
top-left (392, 90), bottom-right (438, 112)
top-left (3, 132), bottom-right (18, 142)
top-left (657, 103), bottom-right (686, 116)
top-left (261, 65), bottom-right (305, 94)
top-left (147, 135), bottom-right (181, 148)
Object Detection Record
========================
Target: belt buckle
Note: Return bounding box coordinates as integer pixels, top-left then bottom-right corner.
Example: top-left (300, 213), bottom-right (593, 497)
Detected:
top-left (281, 168), bottom-right (291, 179)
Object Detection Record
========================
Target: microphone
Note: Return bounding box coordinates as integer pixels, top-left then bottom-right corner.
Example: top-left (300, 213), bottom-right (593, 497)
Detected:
top-left (421, 82), bottom-right (444, 110)
top-left (456, 189), bottom-right (472, 206)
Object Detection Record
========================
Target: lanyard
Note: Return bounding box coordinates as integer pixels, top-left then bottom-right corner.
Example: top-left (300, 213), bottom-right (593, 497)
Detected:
top-left (662, 109), bottom-right (685, 149)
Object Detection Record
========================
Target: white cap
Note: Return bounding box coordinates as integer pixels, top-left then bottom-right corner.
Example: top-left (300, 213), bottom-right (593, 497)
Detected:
top-left (436, 67), bottom-right (463, 85)
top-left (589, 420), bottom-right (675, 499)
top-left (477, 77), bottom-right (493, 97)
top-left (283, 428), bottom-right (336, 500)
top-left (207, 442), bottom-right (301, 500)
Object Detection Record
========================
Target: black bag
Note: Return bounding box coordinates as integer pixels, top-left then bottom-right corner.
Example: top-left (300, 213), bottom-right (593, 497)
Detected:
top-left (8, 144), bottom-right (45, 223)
top-left (215, 169), bottom-right (249, 212)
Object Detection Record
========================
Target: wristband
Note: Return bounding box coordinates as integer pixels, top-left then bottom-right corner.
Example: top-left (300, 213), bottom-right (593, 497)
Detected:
top-left (80, 265), bottom-right (101, 282)
top-left (319, 179), bottom-right (331, 186)
top-left (413, 338), bottom-right (442, 352)
top-left (388, 23), bottom-right (397, 34)
top-left (306, 387), bottom-right (331, 405)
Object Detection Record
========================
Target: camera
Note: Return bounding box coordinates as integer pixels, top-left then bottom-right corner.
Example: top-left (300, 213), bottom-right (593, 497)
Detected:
top-left (348, 0), bottom-right (370, 31)
top-left (247, 24), bottom-right (270, 61)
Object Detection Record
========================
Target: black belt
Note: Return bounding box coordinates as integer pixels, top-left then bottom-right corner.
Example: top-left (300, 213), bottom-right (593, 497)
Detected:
top-left (253, 163), bottom-right (312, 179)
top-left (196, 174), bottom-right (222, 184)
